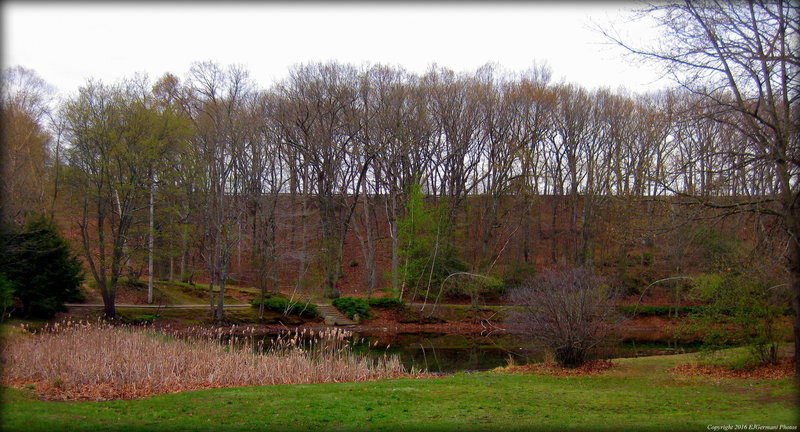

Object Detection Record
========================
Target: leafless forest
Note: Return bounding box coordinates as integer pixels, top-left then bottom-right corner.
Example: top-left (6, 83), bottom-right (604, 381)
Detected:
top-left (2, 2), bottom-right (796, 363)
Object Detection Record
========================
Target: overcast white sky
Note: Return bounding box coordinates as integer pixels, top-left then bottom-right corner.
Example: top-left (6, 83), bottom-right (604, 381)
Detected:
top-left (2, 2), bottom-right (670, 98)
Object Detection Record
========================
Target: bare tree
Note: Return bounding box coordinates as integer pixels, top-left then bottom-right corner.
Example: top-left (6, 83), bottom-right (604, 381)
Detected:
top-left (242, 90), bottom-right (289, 317)
top-left (422, 66), bottom-right (486, 229)
top-left (606, 0), bottom-right (800, 375)
top-left (506, 267), bottom-right (621, 367)
top-left (367, 67), bottom-right (434, 296)
top-left (63, 76), bottom-right (183, 318)
top-left (274, 63), bottom-right (373, 298)
top-left (508, 67), bottom-right (555, 264)
top-left (471, 65), bottom-right (521, 271)
top-left (0, 67), bottom-right (55, 224)
top-left (184, 61), bottom-right (254, 320)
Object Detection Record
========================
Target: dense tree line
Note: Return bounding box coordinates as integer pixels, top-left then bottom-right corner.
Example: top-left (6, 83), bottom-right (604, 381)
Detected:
top-left (2, 59), bottom-right (790, 306)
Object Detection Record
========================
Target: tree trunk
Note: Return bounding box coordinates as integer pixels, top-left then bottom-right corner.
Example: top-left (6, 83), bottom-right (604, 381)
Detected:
top-left (100, 283), bottom-right (116, 319)
top-left (323, 239), bottom-right (342, 298)
top-left (208, 249), bottom-right (216, 318)
top-left (789, 221), bottom-right (800, 377)
top-left (524, 208), bottom-right (531, 264)
top-left (389, 193), bottom-right (400, 297)
top-left (297, 172), bottom-right (309, 291)
top-left (550, 197), bottom-right (559, 264)
top-left (216, 276), bottom-right (227, 321)
top-left (147, 180), bottom-right (155, 304)
top-left (237, 220), bottom-right (242, 271)
top-left (480, 195), bottom-right (499, 270)
top-left (258, 270), bottom-right (266, 319)
top-left (179, 233), bottom-right (188, 282)
top-left (267, 212), bottom-right (279, 295)
top-left (776, 150), bottom-right (799, 377)
top-left (179, 204), bottom-right (189, 283)
top-left (361, 181), bottom-right (378, 296)
top-left (578, 195), bottom-right (593, 266)
top-left (320, 194), bottom-right (342, 299)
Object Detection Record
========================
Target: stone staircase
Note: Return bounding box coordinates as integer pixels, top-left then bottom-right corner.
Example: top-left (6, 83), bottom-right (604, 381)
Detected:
top-left (315, 303), bottom-right (358, 326)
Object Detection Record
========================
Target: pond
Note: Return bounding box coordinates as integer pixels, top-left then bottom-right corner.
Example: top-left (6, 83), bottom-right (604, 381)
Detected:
top-left (250, 331), bottom-right (702, 373)
top-left (356, 332), bottom-right (536, 373)
top-left (354, 332), bottom-right (702, 373)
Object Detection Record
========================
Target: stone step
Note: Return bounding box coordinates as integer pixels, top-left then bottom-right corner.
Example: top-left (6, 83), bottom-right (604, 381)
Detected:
top-left (315, 304), bottom-right (358, 326)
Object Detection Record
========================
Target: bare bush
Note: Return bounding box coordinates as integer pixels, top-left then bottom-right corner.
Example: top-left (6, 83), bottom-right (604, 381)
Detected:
top-left (1, 321), bottom-right (404, 400)
top-left (506, 267), bottom-right (621, 368)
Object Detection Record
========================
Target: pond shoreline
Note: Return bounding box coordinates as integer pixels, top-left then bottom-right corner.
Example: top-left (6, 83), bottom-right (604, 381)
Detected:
top-left (139, 314), bottom-right (697, 343)
top-left (62, 303), bottom-right (706, 343)
top-left (147, 320), bottom-right (505, 338)
top-left (136, 319), bottom-right (707, 373)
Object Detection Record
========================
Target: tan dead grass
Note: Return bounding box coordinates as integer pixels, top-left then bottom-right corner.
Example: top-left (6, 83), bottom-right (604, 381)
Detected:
top-left (1, 321), bottom-right (405, 401)
top-left (500, 359), bottom-right (616, 376)
top-left (669, 356), bottom-right (796, 379)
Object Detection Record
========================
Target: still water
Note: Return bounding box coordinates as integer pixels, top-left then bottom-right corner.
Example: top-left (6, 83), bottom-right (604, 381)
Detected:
top-left (355, 332), bottom-right (700, 373)
top-left (356, 332), bottom-right (537, 373)
top-left (253, 331), bottom-right (700, 373)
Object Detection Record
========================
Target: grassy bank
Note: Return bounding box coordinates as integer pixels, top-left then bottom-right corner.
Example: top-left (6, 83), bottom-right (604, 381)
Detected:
top-left (2, 350), bottom-right (795, 432)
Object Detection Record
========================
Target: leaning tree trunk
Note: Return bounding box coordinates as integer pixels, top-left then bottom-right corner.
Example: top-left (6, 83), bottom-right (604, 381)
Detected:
top-left (777, 154), bottom-right (800, 377)
top-left (789, 221), bottom-right (800, 378)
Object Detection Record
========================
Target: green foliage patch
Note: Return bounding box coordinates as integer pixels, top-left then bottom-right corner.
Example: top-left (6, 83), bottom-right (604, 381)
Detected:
top-left (618, 305), bottom-right (709, 317)
top-left (251, 297), bottom-right (318, 318)
top-left (686, 272), bottom-right (790, 365)
top-left (332, 297), bottom-right (372, 319)
top-left (397, 183), bottom-right (468, 301)
top-left (618, 304), bottom-right (792, 318)
top-left (366, 297), bottom-right (405, 308)
top-left (501, 261), bottom-right (537, 288)
top-left (445, 274), bottom-right (506, 306)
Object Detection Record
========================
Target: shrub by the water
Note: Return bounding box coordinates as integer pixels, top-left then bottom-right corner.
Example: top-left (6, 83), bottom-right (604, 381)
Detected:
top-left (617, 305), bottom-right (792, 317)
top-left (367, 297), bottom-right (405, 308)
top-left (618, 305), bottom-right (710, 317)
top-left (506, 267), bottom-right (622, 368)
top-left (688, 272), bottom-right (790, 365)
top-left (397, 183), bottom-right (468, 301)
top-left (333, 297), bottom-right (372, 319)
top-left (502, 262), bottom-right (538, 288)
top-left (251, 297), bottom-right (318, 318)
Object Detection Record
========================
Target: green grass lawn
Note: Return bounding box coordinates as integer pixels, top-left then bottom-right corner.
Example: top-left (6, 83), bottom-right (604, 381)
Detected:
top-left (1, 351), bottom-right (796, 432)
top-left (152, 281), bottom-right (255, 305)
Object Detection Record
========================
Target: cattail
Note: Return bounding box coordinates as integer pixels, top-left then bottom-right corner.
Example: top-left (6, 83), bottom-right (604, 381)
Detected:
top-left (2, 321), bottom-right (407, 401)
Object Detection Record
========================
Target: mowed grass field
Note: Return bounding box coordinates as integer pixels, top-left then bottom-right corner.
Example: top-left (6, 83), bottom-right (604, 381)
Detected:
top-left (2, 350), bottom-right (796, 432)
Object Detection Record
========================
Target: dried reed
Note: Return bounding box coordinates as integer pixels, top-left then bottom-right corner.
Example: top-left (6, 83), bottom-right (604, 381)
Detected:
top-left (2, 321), bottom-right (404, 400)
